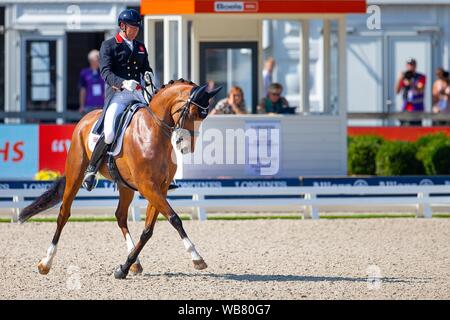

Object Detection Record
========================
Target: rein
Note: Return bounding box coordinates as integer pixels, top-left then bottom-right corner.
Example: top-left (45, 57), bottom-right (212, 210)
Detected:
top-left (141, 85), bottom-right (205, 140)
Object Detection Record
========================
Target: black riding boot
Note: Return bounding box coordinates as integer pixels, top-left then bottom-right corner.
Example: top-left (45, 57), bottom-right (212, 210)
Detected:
top-left (82, 135), bottom-right (110, 191)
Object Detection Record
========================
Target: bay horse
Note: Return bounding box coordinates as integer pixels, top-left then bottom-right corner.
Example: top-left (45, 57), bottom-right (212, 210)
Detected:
top-left (19, 79), bottom-right (221, 279)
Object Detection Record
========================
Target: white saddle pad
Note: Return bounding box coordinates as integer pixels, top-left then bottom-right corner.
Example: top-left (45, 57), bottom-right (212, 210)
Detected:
top-left (88, 120), bottom-right (125, 157)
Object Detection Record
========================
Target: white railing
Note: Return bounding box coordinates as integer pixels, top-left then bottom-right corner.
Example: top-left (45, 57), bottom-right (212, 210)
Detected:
top-left (1, 185), bottom-right (450, 222)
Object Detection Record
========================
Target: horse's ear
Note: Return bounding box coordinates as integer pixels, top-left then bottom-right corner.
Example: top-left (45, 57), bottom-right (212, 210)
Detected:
top-left (190, 84), bottom-right (208, 102)
top-left (208, 86), bottom-right (223, 98)
top-left (196, 84), bottom-right (208, 96)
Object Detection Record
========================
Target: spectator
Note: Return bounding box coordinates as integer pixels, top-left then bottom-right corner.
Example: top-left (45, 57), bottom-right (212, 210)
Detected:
top-left (209, 86), bottom-right (247, 115)
top-left (263, 57), bottom-right (276, 96)
top-left (395, 58), bottom-right (426, 126)
top-left (78, 49), bottom-right (105, 114)
top-left (432, 68), bottom-right (450, 125)
top-left (257, 83), bottom-right (289, 114)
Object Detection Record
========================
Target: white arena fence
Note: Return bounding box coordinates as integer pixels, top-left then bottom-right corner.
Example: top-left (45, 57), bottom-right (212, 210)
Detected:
top-left (1, 184), bottom-right (450, 221)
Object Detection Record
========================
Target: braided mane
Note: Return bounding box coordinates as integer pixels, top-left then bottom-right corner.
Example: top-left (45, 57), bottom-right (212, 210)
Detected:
top-left (153, 78), bottom-right (197, 95)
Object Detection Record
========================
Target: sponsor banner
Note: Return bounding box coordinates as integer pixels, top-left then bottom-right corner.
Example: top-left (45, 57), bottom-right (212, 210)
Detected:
top-left (0, 178), bottom-right (301, 190)
top-left (140, 0), bottom-right (367, 15)
top-left (39, 124), bottom-right (76, 174)
top-left (175, 178), bottom-right (300, 188)
top-left (0, 181), bottom-right (54, 190)
top-left (302, 176), bottom-right (450, 187)
top-left (214, 1), bottom-right (258, 12)
top-left (4, 177), bottom-right (450, 190)
top-left (0, 125), bottom-right (39, 179)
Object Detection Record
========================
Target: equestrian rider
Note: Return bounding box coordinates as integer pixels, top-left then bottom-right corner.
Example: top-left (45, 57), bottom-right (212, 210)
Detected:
top-left (82, 9), bottom-right (154, 191)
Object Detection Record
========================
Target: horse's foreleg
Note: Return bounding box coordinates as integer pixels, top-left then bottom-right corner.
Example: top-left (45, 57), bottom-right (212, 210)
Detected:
top-left (114, 204), bottom-right (159, 279)
top-left (38, 151), bottom-right (86, 275)
top-left (115, 186), bottom-right (143, 275)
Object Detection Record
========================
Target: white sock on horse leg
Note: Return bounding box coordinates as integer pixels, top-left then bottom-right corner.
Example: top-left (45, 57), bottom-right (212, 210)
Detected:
top-left (182, 237), bottom-right (202, 261)
top-left (42, 244), bottom-right (57, 268)
top-left (125, 233), bottom-right (140, 264)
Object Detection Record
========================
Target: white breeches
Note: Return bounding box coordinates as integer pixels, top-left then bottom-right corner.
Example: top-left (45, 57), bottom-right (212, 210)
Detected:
top-left (104, 90), bottom-right (146, 144)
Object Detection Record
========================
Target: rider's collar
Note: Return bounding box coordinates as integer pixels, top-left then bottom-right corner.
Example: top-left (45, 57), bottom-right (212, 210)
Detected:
top-left (115, 32), bottom-right (133, 43)
top-left (115, 33), bottom-right (123, 43)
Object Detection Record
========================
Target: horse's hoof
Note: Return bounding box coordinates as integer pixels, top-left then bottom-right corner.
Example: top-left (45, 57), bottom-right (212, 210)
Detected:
top-left (129, 263), bottom-right (143, 275)
top-left (37, 260), bottom-right (50, 275)
top-left (193, 259), bottom-right (208, 270)
top-left (114, 265), bottom-right (128, 279)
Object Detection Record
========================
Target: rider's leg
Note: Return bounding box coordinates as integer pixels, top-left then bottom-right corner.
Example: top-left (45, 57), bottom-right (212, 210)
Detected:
top-left (82, 134), bottom-right (109, 191)
top-left (104, 100), bottom-right (126, 144)
top-left (82, 100), bottom-right (126, 191)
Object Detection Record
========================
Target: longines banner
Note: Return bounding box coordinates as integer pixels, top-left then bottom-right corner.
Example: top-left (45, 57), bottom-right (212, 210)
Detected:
top-left (1, 177), bottom-right (450, 190)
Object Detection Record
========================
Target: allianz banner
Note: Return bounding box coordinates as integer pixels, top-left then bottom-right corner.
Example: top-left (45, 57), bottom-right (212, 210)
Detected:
top-left (302, 176), bottom-right (450, 187)
top-left (0, 125), bottom-right (39, 178)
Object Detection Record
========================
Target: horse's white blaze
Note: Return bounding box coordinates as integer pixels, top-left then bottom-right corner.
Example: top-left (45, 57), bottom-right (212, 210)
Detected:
top-left (125, 233), bottom-right (140, 264)
top-left (42, 244), bottom-right (57, 268)
top-left (182, 237), bottom-right (202, 261)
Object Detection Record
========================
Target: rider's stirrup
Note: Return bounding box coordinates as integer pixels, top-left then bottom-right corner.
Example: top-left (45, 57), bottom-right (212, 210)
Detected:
top-left (168, 178), bottom-right (178, 190)
top-left (82, 135), bottom-right (109, 191)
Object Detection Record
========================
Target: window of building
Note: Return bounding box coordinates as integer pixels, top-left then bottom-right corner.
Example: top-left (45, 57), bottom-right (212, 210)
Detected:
top-left (25, 40), bottom-right (57, 112)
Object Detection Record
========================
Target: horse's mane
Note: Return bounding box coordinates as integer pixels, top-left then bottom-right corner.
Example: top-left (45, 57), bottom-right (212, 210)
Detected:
top-left (153, 78), bottom-right (197, 96)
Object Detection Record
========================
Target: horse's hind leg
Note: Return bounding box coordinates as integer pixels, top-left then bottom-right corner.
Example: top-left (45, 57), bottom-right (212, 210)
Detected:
top-left (115, 186), bottom-right (143, 275)
top-left (154, 196), bottom-right (207, 271)
top-left (114, 204), bottom-right (159, 279)
top-left (37, 138), bottom-right (87, 275)
top-left (145, 189), bottom-right (207, 270)
top-left (114, 185), bottom-right (206, 279)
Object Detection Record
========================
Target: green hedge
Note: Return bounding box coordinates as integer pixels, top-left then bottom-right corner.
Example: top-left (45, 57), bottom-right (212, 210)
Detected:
top-left (348, 135), bottom-right (384, 175)
top-left (415, 133), bottom-right (450, 174)
top-left (417, 139), bottom-right (450, 175)
top-left (348, 133), bottom-right (450, 176)
top-left (415, 132), bottom-right (449, 151)
top-left (375, 141), bottom-right (424, 175)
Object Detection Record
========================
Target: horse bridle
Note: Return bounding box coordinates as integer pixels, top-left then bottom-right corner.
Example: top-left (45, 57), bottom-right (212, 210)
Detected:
top-left (141, 84), bottom-right (209, 141)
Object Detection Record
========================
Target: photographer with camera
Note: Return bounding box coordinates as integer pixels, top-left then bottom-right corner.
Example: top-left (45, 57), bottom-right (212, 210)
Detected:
top-left (395, 58), bottom-right (426, 126)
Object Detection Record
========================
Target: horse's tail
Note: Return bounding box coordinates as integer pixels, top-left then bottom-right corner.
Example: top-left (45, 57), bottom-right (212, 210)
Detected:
top-left (18, 176), bottom-right (66, 224)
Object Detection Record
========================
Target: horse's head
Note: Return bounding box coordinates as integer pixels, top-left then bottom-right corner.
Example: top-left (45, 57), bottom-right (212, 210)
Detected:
top-left (168, 82), bottom-right (222, 154)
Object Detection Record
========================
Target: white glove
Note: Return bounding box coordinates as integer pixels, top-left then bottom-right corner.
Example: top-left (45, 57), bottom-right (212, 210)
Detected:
top-left (144, 71), bottom-right (155, 86)
top-left (122, 79), bottom-right (140, 92)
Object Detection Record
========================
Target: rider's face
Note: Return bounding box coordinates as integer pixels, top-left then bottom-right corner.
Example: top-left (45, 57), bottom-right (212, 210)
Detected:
top-left (120, 23), bottom-right (139, 40)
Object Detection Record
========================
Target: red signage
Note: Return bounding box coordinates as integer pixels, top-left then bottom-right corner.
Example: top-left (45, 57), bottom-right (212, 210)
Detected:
top-left (39, 124), bottom-right (76, 174)
top-left (348, 127), bottom-right (450, 142)
top-left (141, 0), bottom-right (367, 15)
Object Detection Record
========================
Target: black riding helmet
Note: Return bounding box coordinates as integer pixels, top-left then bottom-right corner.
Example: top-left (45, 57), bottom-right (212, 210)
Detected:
top-left (118, 9), bottom-right (141, 27)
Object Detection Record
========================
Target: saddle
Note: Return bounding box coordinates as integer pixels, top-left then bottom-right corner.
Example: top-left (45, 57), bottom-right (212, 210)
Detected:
top-left (88, 101), bottom-right (145, 191)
